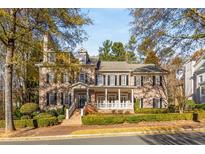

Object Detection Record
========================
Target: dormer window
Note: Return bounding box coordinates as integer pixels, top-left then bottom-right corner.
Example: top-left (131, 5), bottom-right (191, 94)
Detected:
top-left (79, 73), bottom-right (85, 83)
top-left (48, 52), bottom-right (56, 63)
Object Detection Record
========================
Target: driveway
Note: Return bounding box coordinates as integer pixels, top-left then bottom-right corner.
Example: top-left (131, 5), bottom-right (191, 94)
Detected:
top-left (1, 132), bottom-right (205, 145)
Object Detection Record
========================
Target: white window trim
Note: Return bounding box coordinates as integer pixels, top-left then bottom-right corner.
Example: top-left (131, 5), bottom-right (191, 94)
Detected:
top-left (200, 86), bottom-right (205, 96)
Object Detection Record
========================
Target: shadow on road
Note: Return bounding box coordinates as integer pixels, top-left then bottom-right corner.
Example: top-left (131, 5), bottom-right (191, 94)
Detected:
top-left (139, 132), bottom-right (205, 145)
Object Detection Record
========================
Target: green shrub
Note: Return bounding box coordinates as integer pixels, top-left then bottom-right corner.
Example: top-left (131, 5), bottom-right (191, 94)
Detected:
top-left (168, 105), bottom-right (176, 113)
top-left (82, 113), bottom-right (193, 125)
top-left (57, 108), bottom-right (64, 116)
top-left (195, 104), bottom-right (205, 110)
top-left (135, 108), bottom-right (168, 114)
top-left (82, 115), bottom-right (125, 125)
top-left (37, 117), bottom-right (58, 127)
top-left (21, 115), bottom-right (30, 120)
top-left (57, 115), bottom-right (65, 122)
top-left (0, 120), bottom-right (34, 128)
top-left (32, 111), bottom-right (39, 117)
top-left (186, 100), bottom-right (196, 111)
top-left (47, 109), bottom-right (58, 117)
top-left (20, 103), bottom-right (38, 115)
top-left (34, 113), bottom-right (53, 119)
top-left (134, 99), bottom-right (140, 113)
top-left (13, 108), bottom-right (23, 120)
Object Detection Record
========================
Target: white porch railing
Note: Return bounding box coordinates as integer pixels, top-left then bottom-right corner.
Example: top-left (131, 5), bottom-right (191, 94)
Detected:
top-left (96, 100), bottom-right (133, 109)
top-left (66, 103), bottom-right (76, 119)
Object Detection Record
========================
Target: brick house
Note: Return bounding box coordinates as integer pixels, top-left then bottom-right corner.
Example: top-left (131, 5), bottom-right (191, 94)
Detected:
top-left (37, 43), bottom-right (169, 113)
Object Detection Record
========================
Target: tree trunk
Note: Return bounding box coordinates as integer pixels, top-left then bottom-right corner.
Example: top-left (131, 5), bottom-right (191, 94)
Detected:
top-left (5, 39), bottom-right (15, 132)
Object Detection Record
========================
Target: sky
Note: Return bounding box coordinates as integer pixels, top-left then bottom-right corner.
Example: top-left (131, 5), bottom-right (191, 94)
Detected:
top-left (76, 9), bottom-right (132, 56)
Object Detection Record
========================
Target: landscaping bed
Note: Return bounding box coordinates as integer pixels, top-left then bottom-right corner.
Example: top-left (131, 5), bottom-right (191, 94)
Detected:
top-left (0, 117), bottom-right (58, 128)
top-left (82, 112), bottom-right (205, 125)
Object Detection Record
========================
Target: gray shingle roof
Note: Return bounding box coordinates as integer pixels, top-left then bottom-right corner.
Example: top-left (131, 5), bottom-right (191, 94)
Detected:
top-left (98, 61), bottom-right (168, 73)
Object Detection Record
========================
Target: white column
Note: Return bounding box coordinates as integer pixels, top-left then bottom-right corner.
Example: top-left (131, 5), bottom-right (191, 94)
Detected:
top-left (86, 88), bottom-right (89, 105)
top-left (131, 89), bottom-right (134, 109)
top-left (105, 88), bottom-right (108, 108)
top-left (118, 89), bottom-right (121, 109)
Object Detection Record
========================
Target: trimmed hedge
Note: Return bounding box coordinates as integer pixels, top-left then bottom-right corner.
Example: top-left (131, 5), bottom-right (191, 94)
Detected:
top-left (82, 113), bottom-right (193, 125)
top-left (33, 113), bottom-right (53, 119)
top-left (20, 103), bottom-right (38, 115)
top-left (57, 115), bottom-right (65, 122)
top-left (0, 117), bottom-right (58, 128)
top-left (0, 119), bottom-right (34, 128)
top-left (37, 117), bottom-right (58, 127)
top-left (135, 108), bottom-right (168, 114)
top-left (195, 104), bottom-right (205, 110)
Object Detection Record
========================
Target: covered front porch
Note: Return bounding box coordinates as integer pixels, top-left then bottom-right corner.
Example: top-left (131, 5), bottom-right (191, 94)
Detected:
top-left (93, 88), bottom-right (134, 110)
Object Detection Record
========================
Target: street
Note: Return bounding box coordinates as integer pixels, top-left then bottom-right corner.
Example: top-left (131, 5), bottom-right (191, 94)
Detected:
top-left (1, 132), bottom-right (205, 145)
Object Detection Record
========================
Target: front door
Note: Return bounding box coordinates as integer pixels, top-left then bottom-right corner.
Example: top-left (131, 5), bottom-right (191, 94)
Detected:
top-left (78, 95), bottom-right (86, 108)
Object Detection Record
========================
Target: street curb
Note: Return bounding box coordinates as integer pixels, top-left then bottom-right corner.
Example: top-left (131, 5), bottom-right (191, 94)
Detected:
top-left (0, 127), bottom-right (205, 142)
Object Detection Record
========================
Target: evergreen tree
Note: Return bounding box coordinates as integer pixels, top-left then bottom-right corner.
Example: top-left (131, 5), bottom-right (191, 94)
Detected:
top-left (99, 40), bottom-right (112, 61)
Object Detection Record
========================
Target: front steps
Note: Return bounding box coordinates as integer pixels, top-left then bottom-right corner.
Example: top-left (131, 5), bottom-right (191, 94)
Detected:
top-left (61, 109), bottom-right (82, 126)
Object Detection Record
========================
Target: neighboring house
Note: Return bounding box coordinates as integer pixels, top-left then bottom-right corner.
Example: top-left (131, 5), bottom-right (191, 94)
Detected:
top-left (184, 54), bottom-right (205, 104)
top-left (37, 41), bottom-right (169, 113)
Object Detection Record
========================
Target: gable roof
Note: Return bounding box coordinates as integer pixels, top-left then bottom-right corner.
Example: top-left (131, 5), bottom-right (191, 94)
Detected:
top-left (98, 61), bottom-right (168, 73)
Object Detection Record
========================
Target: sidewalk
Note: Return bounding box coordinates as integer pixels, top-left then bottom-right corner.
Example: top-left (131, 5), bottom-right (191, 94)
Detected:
top-left (1, 120), bottom-right (205, 141)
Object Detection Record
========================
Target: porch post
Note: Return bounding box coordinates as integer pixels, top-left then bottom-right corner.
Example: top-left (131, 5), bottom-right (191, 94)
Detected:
top-left (86, 88), bottom-right (89, 105)
top-left (105, 88), bottom-right (108, 108)
top-left (71, 88), bottom-right (74, 105)
top-left (131, 89), bottom-right (134, 109)
top-left (118, 89), bottom-right (121, 109)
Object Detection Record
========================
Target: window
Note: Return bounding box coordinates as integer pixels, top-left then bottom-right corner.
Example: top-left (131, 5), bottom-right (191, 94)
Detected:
top-left (153, 98), bottom-right (162, 108)
top-left (97, 75), bottom-right (103, 85)
top-left (46, 73), bottom-right (54, 84)
top-left (140, 98), bottom-right (143, 108)
top-left (201, 86), bottom-right (205, 95)
top-left (47, 92), bottom-right (57, 105)
top-left (110, 75), bottom-right (115, 86)
top-left (63, 74), bottom-right (69, 83)
top-left (108, 95), bottom-right (117, 103)
top-left (156, 76), bottom-right (160, 85)
top-left (134, 76), bottom-right (141, 86)
top-left (121, 75), bottom-right (127, 86)
top-left (199, 76), bottom-right (203, 84)
top-left (48, 52), bottom-right (56, 63)
top-left (0, 82), bottom-right (3, 90)
top-left (79, 73), bottom-right (85, 83)
top-left (97, 96), bottom-right (105, 103)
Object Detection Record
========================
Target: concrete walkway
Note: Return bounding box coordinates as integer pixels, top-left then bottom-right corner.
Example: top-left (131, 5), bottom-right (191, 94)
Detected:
top-left (61, 109), bottom-right (82, 126)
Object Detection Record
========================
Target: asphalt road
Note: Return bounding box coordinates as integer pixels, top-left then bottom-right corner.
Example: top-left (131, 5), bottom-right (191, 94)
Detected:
top-left (1, 132), bottom-right (205, 145)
